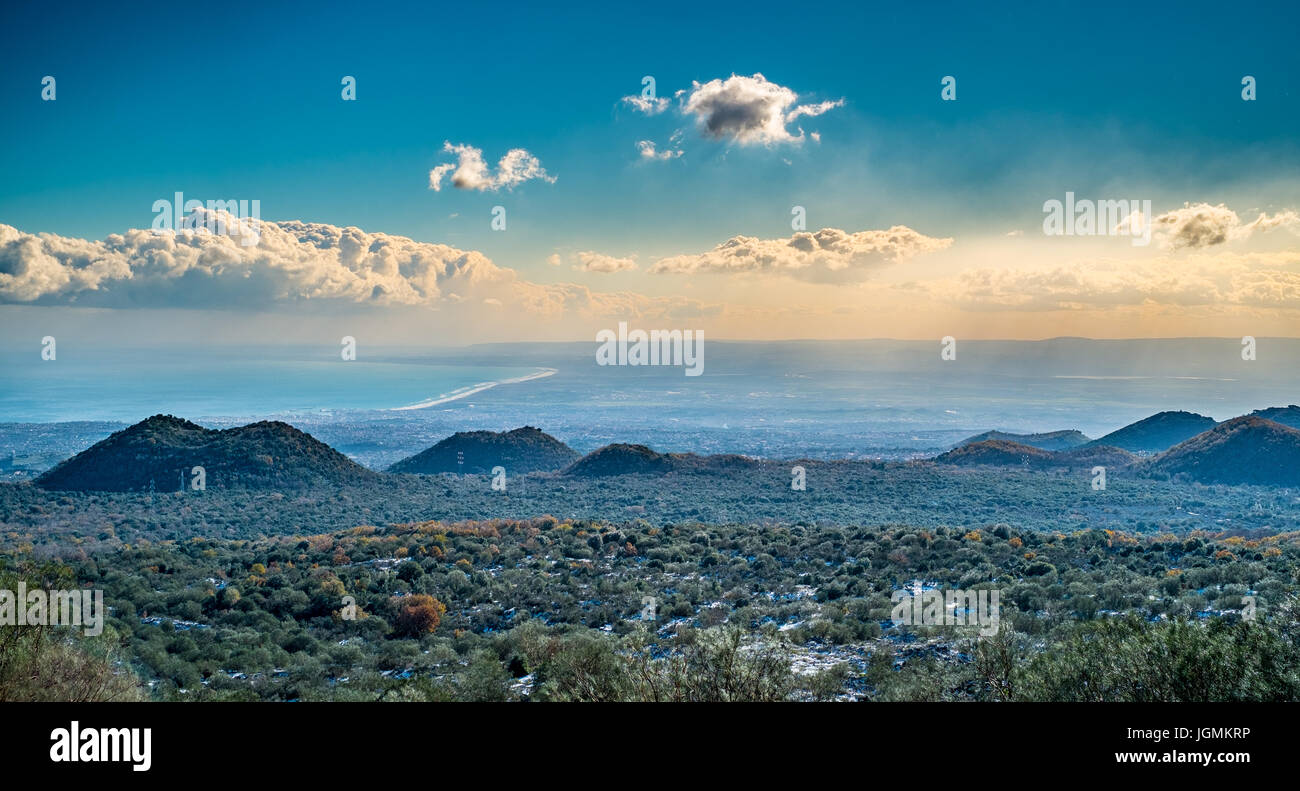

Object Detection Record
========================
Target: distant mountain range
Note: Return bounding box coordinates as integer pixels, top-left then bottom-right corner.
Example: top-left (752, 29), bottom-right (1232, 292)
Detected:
top-left (940, 414), bottom-right (1300, 487)
top-left (955, 411), bottom-right (1226, 455)
top-left (387, 426), bottom-right (577, 474)
top-left (28, 407), bottom-right (1300, 492)
top-left (37, 415), bottom-right (379, 492)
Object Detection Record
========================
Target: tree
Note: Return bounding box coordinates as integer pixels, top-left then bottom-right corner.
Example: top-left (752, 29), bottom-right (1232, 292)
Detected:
top-left (390, 594), bottom-right (446, 637)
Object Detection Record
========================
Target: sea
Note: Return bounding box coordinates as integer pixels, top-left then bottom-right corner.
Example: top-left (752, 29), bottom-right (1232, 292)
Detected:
top-left (1, 338), bottom-right (1297, 470)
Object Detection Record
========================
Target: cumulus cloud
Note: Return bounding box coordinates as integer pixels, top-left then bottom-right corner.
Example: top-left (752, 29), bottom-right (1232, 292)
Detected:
top-left (428, 141), bottom-right (555, 192)
top-left (572, 251), bottom-right (638, 273)
top-left (622, 94), bottom-right (670, 115)
top-left (1150, 202), bottom-right (1299, 249)
top-left (648, 226), bottom-right (952, 283)
top-left (681, 73), bottom-right (844, 146)
top-left (0, 211), bottom-right (679, 317)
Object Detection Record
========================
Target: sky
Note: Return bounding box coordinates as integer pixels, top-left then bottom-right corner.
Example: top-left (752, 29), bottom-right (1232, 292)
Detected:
top-left (1, 0), bottom-right (1299, 344)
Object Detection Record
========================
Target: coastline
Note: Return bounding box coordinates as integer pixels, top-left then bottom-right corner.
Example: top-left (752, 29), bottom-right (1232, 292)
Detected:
top-left (389, 367), bottom-right (558, 411)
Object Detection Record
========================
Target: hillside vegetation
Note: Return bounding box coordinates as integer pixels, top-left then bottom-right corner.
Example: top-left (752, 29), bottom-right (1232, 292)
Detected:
top-left (38, 415), bottom-right (378, 492)
top-left (957, 429), bottom-right (1091, 451)
top-left (9, 518), bottom-right (1297, 702)
top-left (1149, 416), bottom-right (1300, 486)
top-left (388, 427), bottom-right (577, 475)
top-left (1087, 410), bottom-right (1219, 454)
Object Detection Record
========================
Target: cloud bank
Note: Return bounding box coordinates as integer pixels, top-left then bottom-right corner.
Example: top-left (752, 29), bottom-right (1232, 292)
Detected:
top-left (917, 253), bottom-right (1300, 312)
top-left (0, 211), bottom-right (688, 319)
top-left (649, 226), bottom-right (952, 282)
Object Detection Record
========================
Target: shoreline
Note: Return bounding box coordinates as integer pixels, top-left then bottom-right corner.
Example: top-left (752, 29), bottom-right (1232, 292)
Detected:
top-left (389, 367), bottom-right (558, 411)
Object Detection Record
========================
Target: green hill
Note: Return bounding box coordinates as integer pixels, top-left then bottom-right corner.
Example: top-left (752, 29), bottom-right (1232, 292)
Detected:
top-left (1087, 411), bottom-right (1218, 453)
top-left (935, 440), bottom-right (1136, 469)
top-left (563, 444), bottom-right (761, 477)
top-left (37, 415), bottom-right (378, 492)
top-left (1249, 405), bottom-right (1300, 430)
top-left (387, 426), bottom-right (577, 474)
top-left (957, 429), bottom-right (1091, 451)
top-left (1147, 416), bottom-right (1300, 486)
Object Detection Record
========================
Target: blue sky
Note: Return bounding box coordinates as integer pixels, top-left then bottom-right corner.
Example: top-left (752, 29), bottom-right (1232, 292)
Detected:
top-left (2, 0), bottom-right (1299, 342)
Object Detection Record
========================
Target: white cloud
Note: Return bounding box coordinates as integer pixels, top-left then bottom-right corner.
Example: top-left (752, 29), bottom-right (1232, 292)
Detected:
top-left (1150, 202), bottom-right (1300, 249)
top-left (622, 95), bottom-right (670, 115)
top-left (0, 211), bottom-right (672, 316)
top-left (681, 73), bottom-right (843, 146)
top-left (636, 140), bottom-right (683, 160)
top-left (785, 99), bottom-right (843, 122)
top-left (428, 141), bottom-right (555, 192)
top-left (572, 251), bottom-right (638, 273)
top-left (649, 226), bottom-right (952, 283)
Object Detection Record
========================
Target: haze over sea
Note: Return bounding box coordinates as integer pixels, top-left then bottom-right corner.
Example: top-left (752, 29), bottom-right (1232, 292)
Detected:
top-left (1, 338), bottom-right (1296, 468)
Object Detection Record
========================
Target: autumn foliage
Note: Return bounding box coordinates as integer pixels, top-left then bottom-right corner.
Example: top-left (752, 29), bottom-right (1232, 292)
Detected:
top-left (391, 594), bottom-right (447, 637)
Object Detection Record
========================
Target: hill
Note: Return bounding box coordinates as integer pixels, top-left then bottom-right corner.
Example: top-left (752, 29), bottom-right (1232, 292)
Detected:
top-left (387, 426), bottom-right (578, 474)
top-left (564, 444), bottom-right (685, 477)
top-left (935, 440), bottom-right (1136, 470)
top-left (1052, 445), bottom-right (1139, 468)
top-left (563, 444), bottom-right (760, 477)
top-left (37, 415), bottom-right (378, 492)
top-left (1249, 405), bottom-right (1300, 430)
top-left (1087, 411), bottom-right (1219, 453)
top-left (957, 429), bottom-right (1091, 451)
top-left (934, 440), bottom-right (1055, 468)
top-left (1146, 416), bottom-right (1300, 486)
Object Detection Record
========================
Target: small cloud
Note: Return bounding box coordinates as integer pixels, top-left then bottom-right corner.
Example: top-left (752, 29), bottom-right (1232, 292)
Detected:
top-left (428, 141), bottom-right (555, 192)
top-left (682, 73), bottom-right (843, 146)
top-left (622, 95), bottom-right (670, 115)
top-left (546, 253), bottom-right (562, 267)
top-left (785, 99), bottom-right (843, 122)
top-left (636, 140), bottom-right (683, 160)
top-left (1151, 202), bottom-right (1299, 249)
top-left (572, 251), bottom-right (638, 273)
